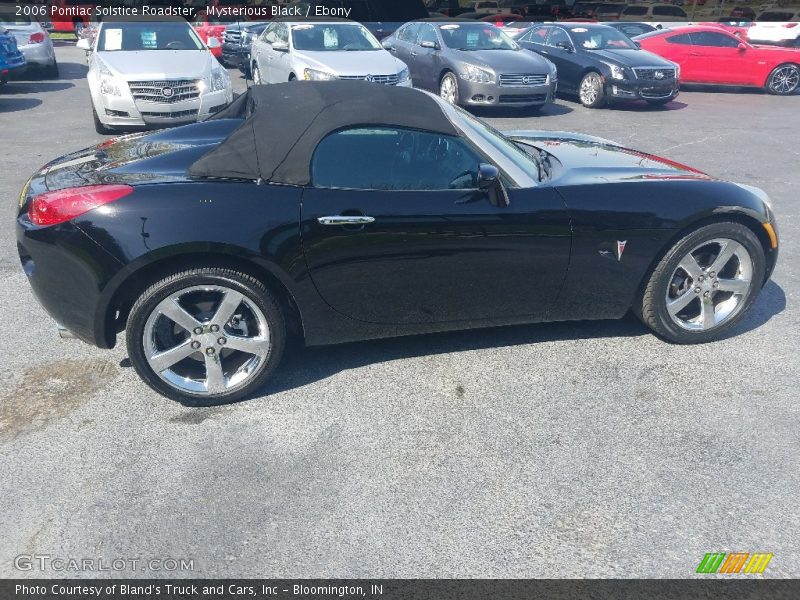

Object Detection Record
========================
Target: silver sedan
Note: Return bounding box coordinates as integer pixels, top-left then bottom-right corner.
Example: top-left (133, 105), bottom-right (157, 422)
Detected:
top-left (0, 14), bottom-right (57, 77)
top-left (383, 21), bottom-right (557, 109)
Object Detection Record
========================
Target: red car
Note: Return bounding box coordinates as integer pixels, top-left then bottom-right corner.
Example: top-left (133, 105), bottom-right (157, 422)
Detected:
top-left (191, 11), bottom-right (226, 58)
top-left (636, 25), bottom-right (800, 95)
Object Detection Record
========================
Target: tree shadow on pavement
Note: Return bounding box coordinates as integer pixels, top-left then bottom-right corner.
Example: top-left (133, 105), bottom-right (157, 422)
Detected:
top-left (0, 97), bottom-right (42, 113)
top-left (0, 81), bottom-right (74, 95)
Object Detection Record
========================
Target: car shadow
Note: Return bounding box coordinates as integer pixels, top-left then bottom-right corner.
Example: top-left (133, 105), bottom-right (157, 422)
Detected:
top-left (0, 81), bottom-right (74, 94)
top-left (472, 101), bottom-right (574, 120)
top-left (555, 94), bottom-right (688, 112)
top-left (0, 96), bottom-right (42, 113)
top-left (51, 61), bottom-right (89, 81)
top-left (190, 279), bottom-right (782, 405)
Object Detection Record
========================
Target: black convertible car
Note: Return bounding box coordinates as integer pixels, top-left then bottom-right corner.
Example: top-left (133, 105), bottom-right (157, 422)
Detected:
top-left (17, 83), bottom-right (778, 404)
top-left (516, 22), bottom-right (680, 107)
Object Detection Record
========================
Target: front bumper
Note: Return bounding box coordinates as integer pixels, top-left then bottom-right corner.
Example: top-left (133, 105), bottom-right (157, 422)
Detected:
top-left (605, 77), bottom-right (679, 103)
top-left (95, 87), bottom-right (233, 129)
top-left (460, 77), bottom-right (556, 107)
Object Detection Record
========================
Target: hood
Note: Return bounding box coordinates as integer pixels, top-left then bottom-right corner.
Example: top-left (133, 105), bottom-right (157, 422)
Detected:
top-left (297, 50), bottom-right (404, 76)
top-left (455, 47), bottom-right (549, 73)
top-left (97, 50), bottom-right (215, 80)
top-left (507, 130), bottom-right (710, 184)
top-left (584, 48), bottom-right (675, 68)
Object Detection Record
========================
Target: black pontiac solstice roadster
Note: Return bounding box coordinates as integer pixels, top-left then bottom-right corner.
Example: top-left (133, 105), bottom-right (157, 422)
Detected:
top-left (17, 82), bottom-right (778, 404)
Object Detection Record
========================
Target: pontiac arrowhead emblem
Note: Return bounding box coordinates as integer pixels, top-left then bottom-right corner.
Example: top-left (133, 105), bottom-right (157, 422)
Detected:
top-left (616, 240), bottom-right (627, 261)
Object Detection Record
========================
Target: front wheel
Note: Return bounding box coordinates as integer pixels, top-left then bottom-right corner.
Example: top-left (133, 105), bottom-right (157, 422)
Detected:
top-left (766, 63), bottom-right (799, 95)
top-left (578, 72), bottom-right (605, 108)
top-left (439, 72), bottom-right (460, 105)
top-left (636, 222), bottom-right (766, 344)
top-left (126, 267), bottom-right (286, 405)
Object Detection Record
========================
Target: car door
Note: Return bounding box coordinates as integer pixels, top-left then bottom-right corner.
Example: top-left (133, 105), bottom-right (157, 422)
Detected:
top-left (659, 32), bottom-right (696, 81)
top-left (688, 30), bottom-right (749, 84)
top-left (253, 23), bottom-right (277, 82)
top-left (413, 24), bottom-right (442, 91)
top-left (544, 27), bottom-right (582, 93)
top-left (270, 23), bottom-right (292, 82)
top-left (300, 126), bottom-right (571, 325)
top-left (389, 22), bottom-right (420, 67)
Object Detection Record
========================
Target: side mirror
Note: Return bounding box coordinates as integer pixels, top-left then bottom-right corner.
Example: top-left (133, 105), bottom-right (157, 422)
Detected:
top-left (738, 42), bottom-right (747, 51)
top-left (420, 40), bottom-right (439, 50)
top-left (207, 37), bottom-right (221, 49)
top-left (272, 41), bottom-right (289, 52)
top-left (555, 42), bottom-right (573, 53)
top-left (76, 38), bottom-right (91, 51)
top-left (382, 40), bottom-right (393, 49)
top-left (477, 164), bottom-right (509, 208)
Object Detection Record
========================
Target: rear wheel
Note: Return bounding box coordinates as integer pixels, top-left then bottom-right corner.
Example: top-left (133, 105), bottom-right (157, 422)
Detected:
top-left (765, 63), bottom-right (799, 95)
top-left (578, 72), bottom-right (605, 108)
top-left (637, 222), bottom-right (766, 344)
top-left (126, 267), bottom-right (286, 405)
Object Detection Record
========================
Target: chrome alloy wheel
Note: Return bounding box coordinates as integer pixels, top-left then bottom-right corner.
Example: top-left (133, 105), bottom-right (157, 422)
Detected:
top-left (440, 74), bottom-right (457, 104)
top-left (579, 74), bottom-right (601, 106)
top-left (769, 65), bottom-right (800, 94)
top-left (142, 285), bottom-right (271, 396)
top-left (666, 238), bottom-right (754, 331)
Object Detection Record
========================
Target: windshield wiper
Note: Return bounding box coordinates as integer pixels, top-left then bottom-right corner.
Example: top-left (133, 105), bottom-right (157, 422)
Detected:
top-left (513, 141), bottom-right (552, 182)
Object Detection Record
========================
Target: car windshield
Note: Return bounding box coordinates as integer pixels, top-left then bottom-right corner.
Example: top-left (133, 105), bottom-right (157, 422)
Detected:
top-left (569, 27), bottom-right (638, 50)
top-left (291, 23), bottom-right (381, 51)
top-left (438, 23), bottom-right (518, 51)
top-left (97, 22), bottom-right (204, 52)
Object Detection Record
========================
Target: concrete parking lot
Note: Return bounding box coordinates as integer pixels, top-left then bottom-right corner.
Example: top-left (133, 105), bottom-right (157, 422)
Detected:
top-left (1, 43), bottom-right (798, 578)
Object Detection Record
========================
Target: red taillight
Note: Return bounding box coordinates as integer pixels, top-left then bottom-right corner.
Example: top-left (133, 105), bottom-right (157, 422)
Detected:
top-left (28, 184), bottom-right (133, 226)
top-left (29, 32), bottom-right (46, 44)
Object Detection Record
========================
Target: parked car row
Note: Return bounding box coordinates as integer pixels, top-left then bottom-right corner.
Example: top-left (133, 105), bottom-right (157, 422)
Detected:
top-left (0, 13), bottom-right (58, 78)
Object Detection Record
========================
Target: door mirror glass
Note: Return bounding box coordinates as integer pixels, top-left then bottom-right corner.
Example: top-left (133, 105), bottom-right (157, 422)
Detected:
top-left (382, 40), bottom-right (393, 49)
top-left (420, 40), bottom-right (439, 50)
top-left (272, 41), bottom-right (289, 52)
top-left (207, 37), bottom-right (220, 49)
top-left (738, 42), bottom-right (747, 51)
top-left (555, 41), bottom-right (573, 52)
top-left (76, 38), bottom-right (91, 51)
top-left (477, 164), bottom-right (499, 190)
top-left (478, 164), bottom-right (510, 208)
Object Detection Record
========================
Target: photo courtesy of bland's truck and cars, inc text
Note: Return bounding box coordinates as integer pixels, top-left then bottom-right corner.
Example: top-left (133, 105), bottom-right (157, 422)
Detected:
top-left (1, 0), bottom-right (798, 598)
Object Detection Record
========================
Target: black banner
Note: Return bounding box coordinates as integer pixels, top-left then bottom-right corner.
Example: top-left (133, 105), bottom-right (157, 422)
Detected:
top-left (2, 580), bottom-right (800, 600)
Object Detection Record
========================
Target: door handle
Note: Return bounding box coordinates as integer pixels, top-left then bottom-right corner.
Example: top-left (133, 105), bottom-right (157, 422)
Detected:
top-left (317, 215), bottom-right (375, 226)
top-left (410, 51), bottom-right (417, 56)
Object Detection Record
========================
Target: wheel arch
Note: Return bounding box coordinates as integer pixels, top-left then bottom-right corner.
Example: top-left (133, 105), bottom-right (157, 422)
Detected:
top-left (99, 251), bottom-right (305, 349)
top-left (764, 61), bottom-right (800, 89)
top-left (633, 211), bottom-right (776, 307)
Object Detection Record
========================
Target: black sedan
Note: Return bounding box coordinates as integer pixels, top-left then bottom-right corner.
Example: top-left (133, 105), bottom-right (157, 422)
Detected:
top-left (516, 23), bottom-right (680, 107)
top-left (17, 83), bottom-right (778, 404)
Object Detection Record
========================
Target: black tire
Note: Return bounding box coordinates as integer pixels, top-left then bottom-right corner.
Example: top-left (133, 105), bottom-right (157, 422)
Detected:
top-left (92, 107), bottom-right (113, 135)
top-left (765, 63), bottom-right (799, 95)
top-left (578, 71), bottom-right (605, 108)
top-left (43, 60), bottom-right (59, 79)
top-left (126, 267), bottom-right (286, 405)
top-left (636, 222), bottom-right (766, 344)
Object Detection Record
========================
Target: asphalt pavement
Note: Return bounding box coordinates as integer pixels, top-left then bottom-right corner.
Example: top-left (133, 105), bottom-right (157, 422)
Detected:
top-left (0, 44), bottom-right (798, 578)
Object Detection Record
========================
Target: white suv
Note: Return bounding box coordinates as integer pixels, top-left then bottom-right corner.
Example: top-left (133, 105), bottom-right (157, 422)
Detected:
top-left (748, 10), bottom-right (800, 46)
top-left (620, 4), bottom-right (689, 29)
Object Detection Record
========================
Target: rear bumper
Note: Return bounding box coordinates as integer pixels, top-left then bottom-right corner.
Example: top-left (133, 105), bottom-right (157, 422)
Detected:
top-left (19, 41), bottom-right (56, 68)
top-left (17, 217), bottom-right (123, 348)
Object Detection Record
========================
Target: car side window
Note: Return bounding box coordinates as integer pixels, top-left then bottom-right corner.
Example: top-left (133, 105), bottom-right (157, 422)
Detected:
top-left (520, 26), bottom-right (549, 44)
top-left (666, 33), bottom-right (692, 45)
top-left (417, 24), bottom-right (438, 47)
top-left (654, 6), bottom-right (687, 17)
top-left (398, 23), bottom-right (420, 43)
top-left (547, 27), bottom-right (571, 49)
top-left (261, 23), bottom-right (277, 44)
top-left (690, 31), bottom-right (740, 48)
top-left (312, 127), bottom-right (485, 191)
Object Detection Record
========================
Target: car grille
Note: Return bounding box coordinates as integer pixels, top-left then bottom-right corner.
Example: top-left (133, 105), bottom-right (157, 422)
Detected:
top-left (499, 73), bottom-right (548, 87)
top-left (633, 67), bottom-right (676, 81)
top-left (140, 109), bottom-right (199, 119)
top-left (224, 30), bottom-right (241, 44)
top-left (498, 94), bottom-right (547, 104)
top-left (128, 79), bottom-right (201, 104)
top-left (339, 74), bottom-right (399, 85)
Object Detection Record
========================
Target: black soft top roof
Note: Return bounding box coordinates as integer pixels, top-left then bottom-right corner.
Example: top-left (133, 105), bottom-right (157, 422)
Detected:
top-left (188, 82), bottom-right (458, 185)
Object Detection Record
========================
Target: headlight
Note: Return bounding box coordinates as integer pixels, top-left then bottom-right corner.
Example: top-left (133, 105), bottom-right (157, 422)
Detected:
top-left (460, 64), bottom-right (495, 84)
top-left (546, 59), bottom-right (557, 80)
top-left (673, 62), bottom-right (681, 80)
top-left (210, 66), bottom-right (230, 92)
top-left (608, 64), bottom-right (626, 81)
top-left (98, 64), bottom-right (120, 96)
top-left (304, 68), bottom-right (337, 81)
top-left (397, 66), bottom-right (409, 84)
